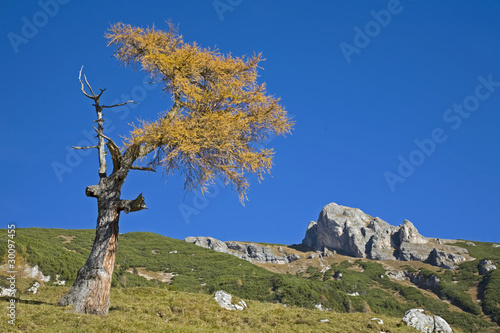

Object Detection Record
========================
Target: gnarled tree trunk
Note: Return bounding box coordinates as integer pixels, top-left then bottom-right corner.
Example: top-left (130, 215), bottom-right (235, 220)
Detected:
top-left (58, 174), bottom-right (125, 314)
top-left (58, 69), bottom-right (152, 314)
top-left (58, 193), bottom-right (120, 314)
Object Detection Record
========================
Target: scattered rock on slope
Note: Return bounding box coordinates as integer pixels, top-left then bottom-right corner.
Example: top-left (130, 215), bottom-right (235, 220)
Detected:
top-left (27, 282), bottom-right (40, 294)
top-left (478, 259), bottom-right (497, 275)
top-left (402, 309), bottom-right (452, 333)
top-left (406, 272), bottom-right (440, 293)
top-left (0, 286), bottom-right (16, 297)
top-left (427, 248), bottom-right (466, 270)
top-left (302, 202), bottom-right (469, 269)
top-left (0, 263), bottom-right (51, 282)
top-left (214, 290), bottom-right (247, 311)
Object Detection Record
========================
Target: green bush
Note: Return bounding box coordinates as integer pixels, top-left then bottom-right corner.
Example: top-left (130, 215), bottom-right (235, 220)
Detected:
top-left (439, 281), bottom-right (481, 315)
top-left (483, 269), bottom-right (500, 324)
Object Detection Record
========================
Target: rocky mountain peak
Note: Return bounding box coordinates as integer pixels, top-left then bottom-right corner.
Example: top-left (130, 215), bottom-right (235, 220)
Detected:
top-left (302, 202), bottom-right (469, 269)
top-left (399, 219), bottom-right (428, 244)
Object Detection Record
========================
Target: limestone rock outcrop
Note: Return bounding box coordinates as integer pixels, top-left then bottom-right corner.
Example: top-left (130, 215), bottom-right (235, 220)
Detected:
top-left (214, 290), bottom-right (247, 311)
top-left (427, 249), bottom-right (466, 270)
top-left (402, 309), bottom-right (453, 333)
top-left (302, 202), bottom-right (469, 269)
top-left (27, 282), bottom-right (40, 294)
top-left (185, 236), bottom-right (301, 264)
top-left (478, 259), bottom-right (497, 275)
top-left (185, 236), bottom-right (228, 253)
top-left (406, 272), bottom-right (441, 293)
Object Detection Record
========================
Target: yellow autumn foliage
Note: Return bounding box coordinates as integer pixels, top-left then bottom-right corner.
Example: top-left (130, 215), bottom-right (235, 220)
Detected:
top-left (106, 23), bottom-right (293, 202)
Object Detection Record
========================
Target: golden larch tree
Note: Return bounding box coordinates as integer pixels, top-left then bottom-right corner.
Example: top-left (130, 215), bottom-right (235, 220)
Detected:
top-left (57, 23), bottom-right (293, 315)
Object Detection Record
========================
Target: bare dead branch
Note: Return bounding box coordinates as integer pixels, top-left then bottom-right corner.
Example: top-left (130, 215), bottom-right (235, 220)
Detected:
top-left (105, 139), bottom-right (121, 156)
top-left (92, 127), bottom-right (122, 173)
top-left (93, 126), bottom-right (115, 143)
top-left (85, 185), bottom-right (101, 198)
top-left (101, 100), bottom-right (137, 109)
top-left (84, 74), bottom-right (96, 97)
top-left (79, 66), bottom-right (95, 99)
top-left (95, 130), bottom-right (120, 151)
top-left (119, 193), bottom-right (148, 214)
top-left (97, 88), bottom-right (106, 99)
top-left (130, 165), bottom-right (156, 172)
top-left (73, 145), bottom-right (98, 150)
top-left (92, 126), bottom-right (108, 177)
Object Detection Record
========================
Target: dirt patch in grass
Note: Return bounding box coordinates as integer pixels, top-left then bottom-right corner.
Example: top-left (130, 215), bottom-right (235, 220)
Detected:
top-left (126, 267), bottom-right (176, 283)
top-left (56, 235), bottom-right (76, 244)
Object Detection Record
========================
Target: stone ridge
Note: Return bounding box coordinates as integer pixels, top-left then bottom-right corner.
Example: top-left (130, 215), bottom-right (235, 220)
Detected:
top-left (184, 236), bottom-right (301, 264)
top-left (302, 202), bottom-right (469, 269)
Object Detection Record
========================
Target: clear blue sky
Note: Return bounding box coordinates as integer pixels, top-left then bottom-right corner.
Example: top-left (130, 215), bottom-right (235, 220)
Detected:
top-left (1, 1), bottom-right (499, 244)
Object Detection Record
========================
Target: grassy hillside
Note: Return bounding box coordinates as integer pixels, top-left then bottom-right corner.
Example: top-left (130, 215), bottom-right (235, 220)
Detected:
top-left (0, 228), bottom-right (499, 332)
top-left (0, 284), bottom-right (421, 333)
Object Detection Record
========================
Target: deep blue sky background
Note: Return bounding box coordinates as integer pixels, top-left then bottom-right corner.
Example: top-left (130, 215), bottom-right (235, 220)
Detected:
top-left (1, 1), bottom-right (499, 244)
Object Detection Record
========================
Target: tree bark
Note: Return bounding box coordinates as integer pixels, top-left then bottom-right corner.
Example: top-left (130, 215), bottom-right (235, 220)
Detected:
top-left (58, 181), bottom-right (121, 314)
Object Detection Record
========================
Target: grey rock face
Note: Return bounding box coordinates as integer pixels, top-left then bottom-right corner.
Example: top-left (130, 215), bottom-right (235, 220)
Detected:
top-left (427, 249), bottom-right (466, 270)
top-left (407, 272), bottom-right (440, 293)
top-left (399, 242), bottom-right (433, 262)
top-left (307, 253), bottom-right (318, 259)
top-left (184, 236), bottom-right (228, 252)
top-left (303, 203), bottom-right (396, 259)
top-left (479, 259), bottom-right (497, 275)
top-left (214, 290), bottom-right (247, 311)
top-left (185, 236), bottom-right (301, 264)
top-left (402, 309), bottom-right (452, 333)
top-left (399, 220), bottom-right (428, 244)
top-left (302, 202), bottom-right (468, 269)
top-left (386, 270), bottom-right (407, 281)
top-left (226, 242), bottom-right (289, 264)
top-left (320, 247), bottom-right (335, 257)
top-left (286, 254), bottom-right (302, 262)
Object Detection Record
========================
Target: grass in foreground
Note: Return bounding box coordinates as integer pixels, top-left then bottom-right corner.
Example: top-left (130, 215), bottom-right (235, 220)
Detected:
top-left (0, 286), bottom-right (425, 333)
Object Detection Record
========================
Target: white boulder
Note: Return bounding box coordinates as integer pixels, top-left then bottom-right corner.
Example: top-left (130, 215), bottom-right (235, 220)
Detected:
top-left (0, 286), bottom-right (16, 297)
top-left (402, 309), bottom-right (452, 333)
top-left (214, 290), bottom-right (247, 311)
top-left (27, 281), bottom-right (40, 294)
top-left (478, 259), bottom-right (497, 275)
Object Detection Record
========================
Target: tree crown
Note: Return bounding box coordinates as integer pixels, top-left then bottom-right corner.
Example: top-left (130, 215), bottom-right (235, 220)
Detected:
top-left (106, 22), bottom-right (293, 202)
